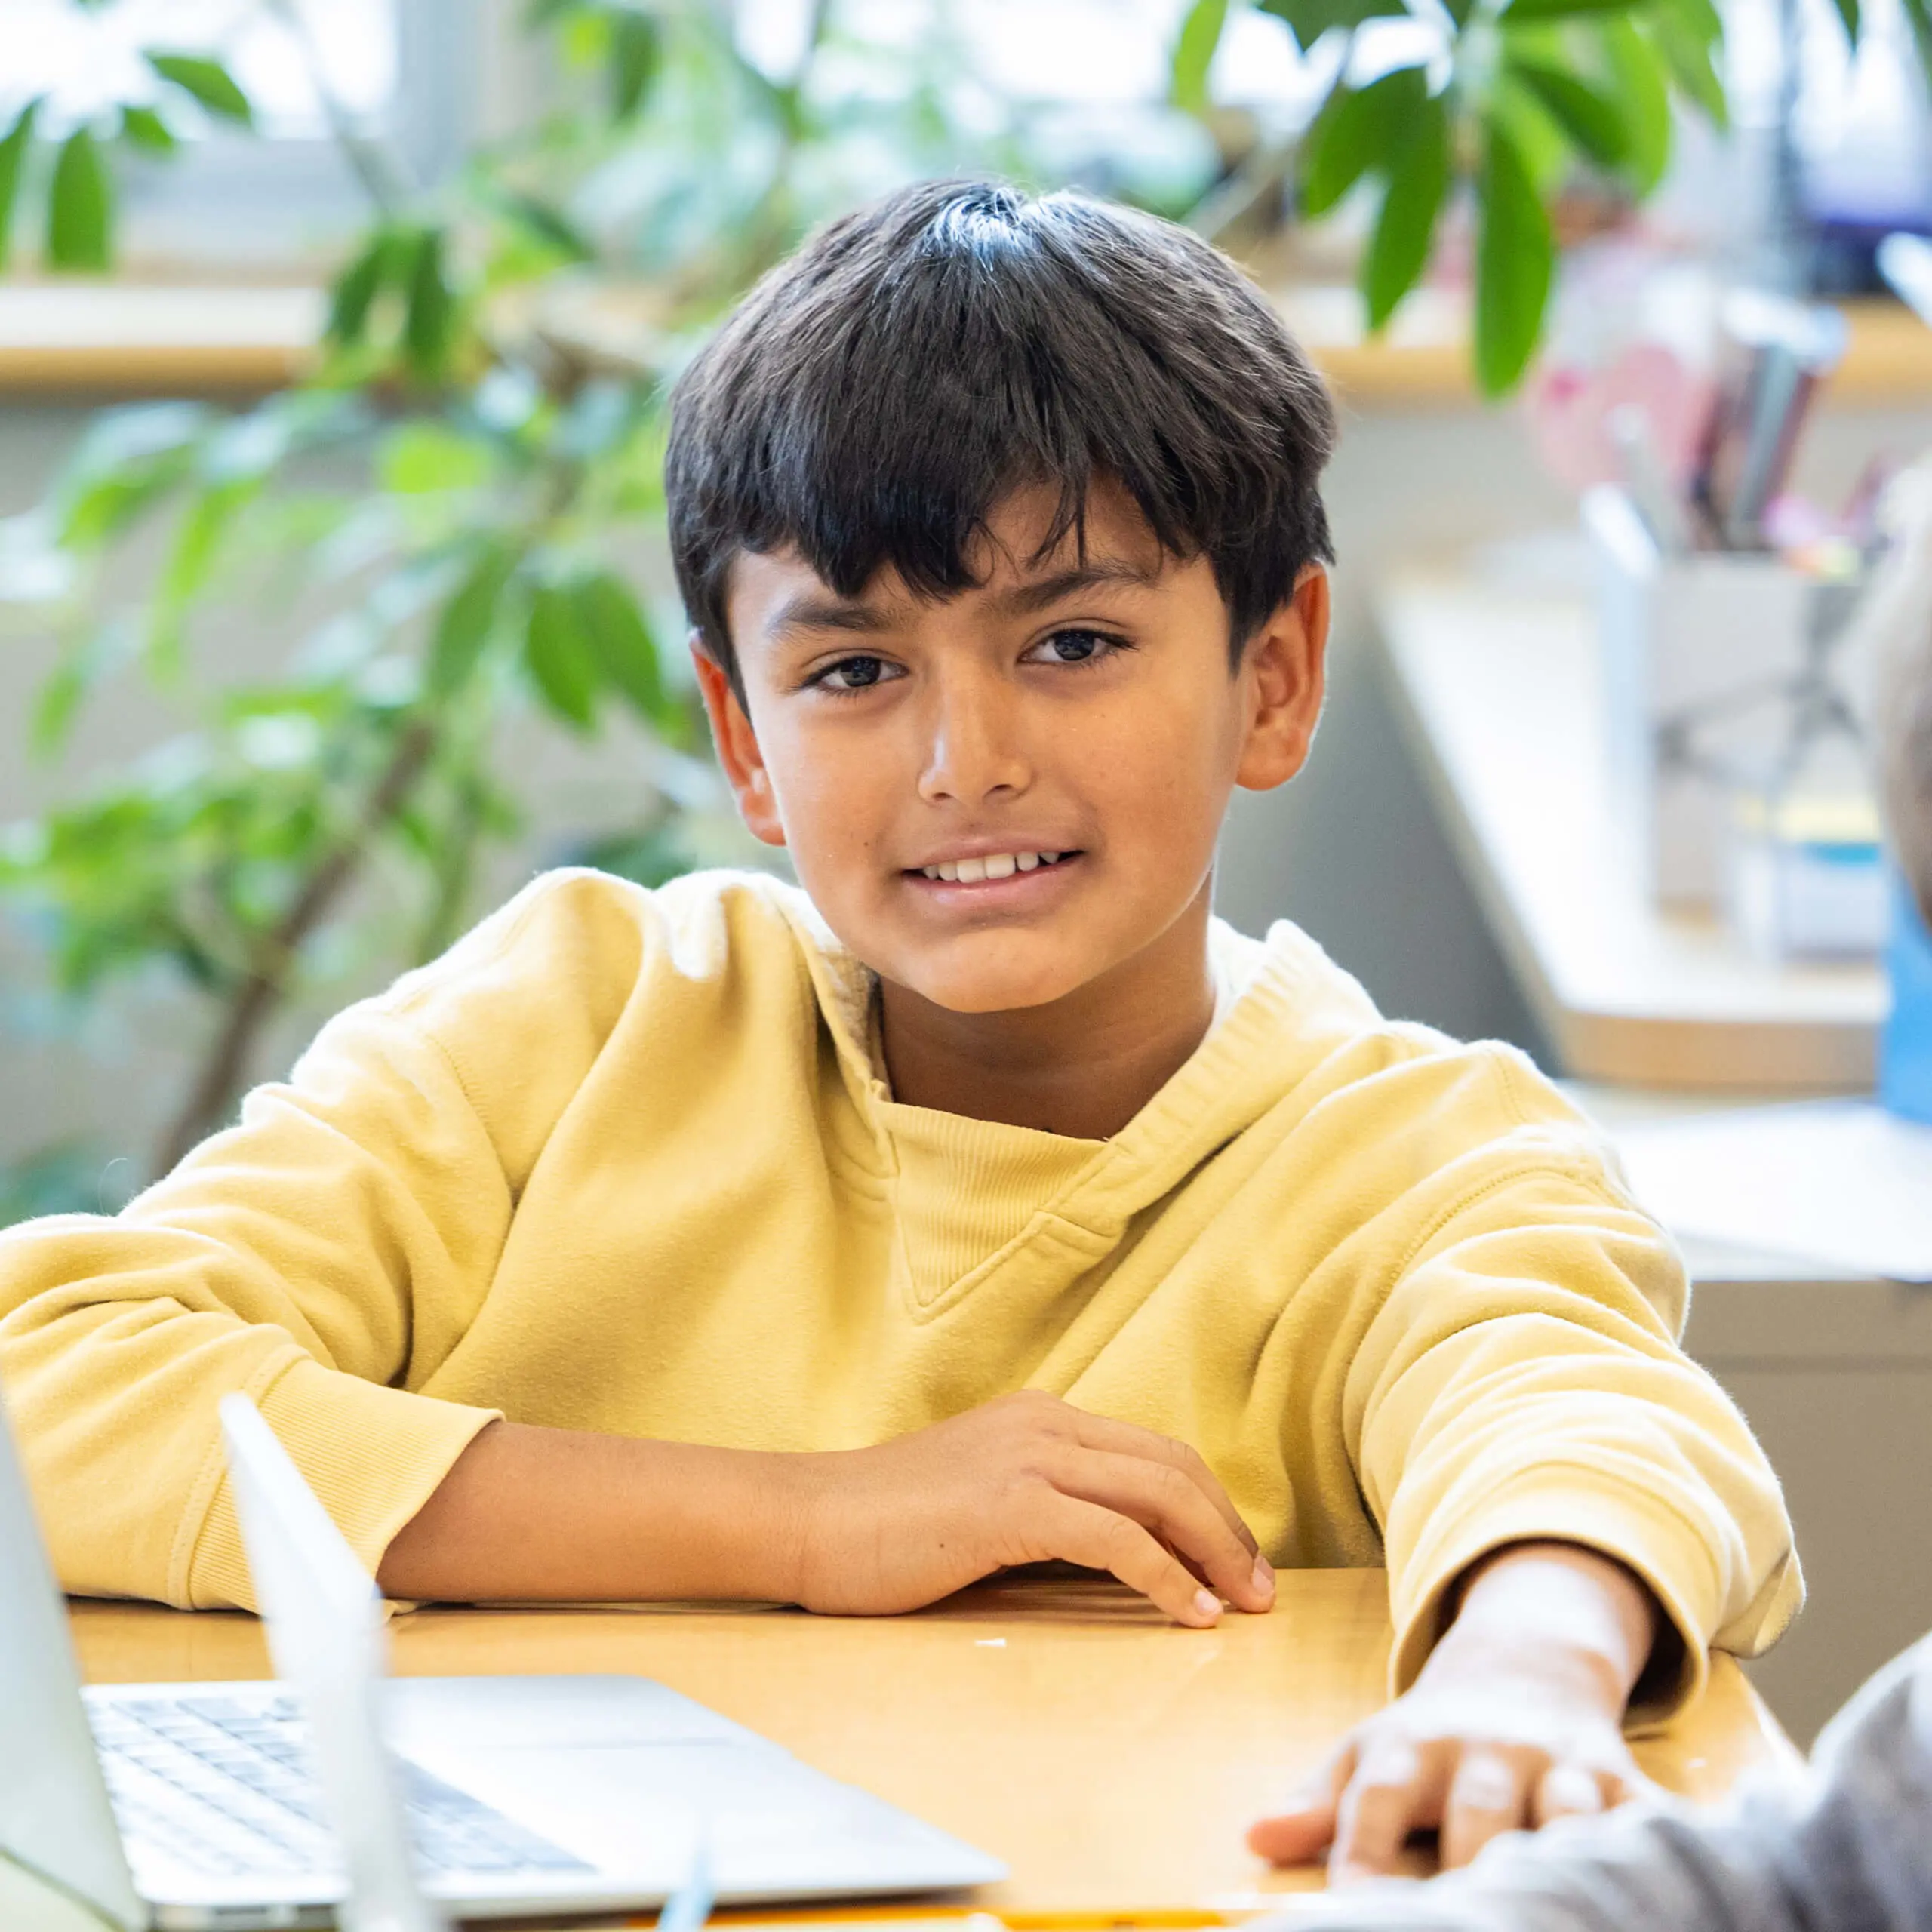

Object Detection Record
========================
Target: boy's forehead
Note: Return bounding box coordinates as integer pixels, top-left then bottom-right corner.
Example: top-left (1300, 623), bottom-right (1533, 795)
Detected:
top-left (731, 481), bottom-right (1174, 637)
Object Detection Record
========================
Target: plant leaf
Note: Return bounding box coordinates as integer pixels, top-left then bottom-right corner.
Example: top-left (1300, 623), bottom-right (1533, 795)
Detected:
top-left (379, 421), bottom-right (495, 496)
top-left (146, 53), bottom-right (254, 127)
top-left (1902, 0), bottom-right (1932, 99)
top-left (1257, 0), bottom-right (1408, 48)
top-left (485, 188), bottom-right (595, 262)
top-left (1301, 63), bottom-right (1429, 217)
top-left (1361, 93), bottom-right (1448, 330)
top-left (327, 227), bottom-right (398, 346)
top-left (0, 100), bottom-right (40, 272)
top-left (118, 105), bottom-right (177, 155)
top-left (1502, 0), bottom-right (1641, 18)
top-left (609, 10), bottom-right (660, 119)
top-left (403, 226), bottom-right (454, 378)
top-left (149, 479), bottom-right (256, 675)
top-left (1598, 17), bottom-right (1671, 193)
top-left (55, 403), bottom-right (207, 549)
top-left (1642, 0), bottom-right (1728, 127)
top-left (47, 128), bottom-right (112, 272)
top-left (1506, 53), bottom-right (1629, 166)
top-left (574, 570), bottom-right (671, 727)
top-left (428, 544), bottom-right (520, 697)
top-left (30, 621), bottom-right (138, 757)
top-left (1473, 115), bottom-right (1553, 396)
top-left (1905, 0), bottom-right (1932, 86)
top-left (1171, 0), bottom-right (1231, 114)
top-left (523, 583), bottom-right (600, 732)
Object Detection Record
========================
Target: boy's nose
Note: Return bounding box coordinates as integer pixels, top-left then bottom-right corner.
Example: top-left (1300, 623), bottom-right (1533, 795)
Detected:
top-left (917, 678), bottom-right (1032, 805)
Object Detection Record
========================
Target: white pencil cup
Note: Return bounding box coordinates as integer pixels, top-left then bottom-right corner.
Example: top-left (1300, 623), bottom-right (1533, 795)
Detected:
top-left (1584, 486), bottom-right (1867, 906)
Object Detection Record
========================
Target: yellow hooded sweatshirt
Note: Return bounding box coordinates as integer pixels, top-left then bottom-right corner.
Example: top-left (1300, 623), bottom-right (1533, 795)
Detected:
top-left (0, 869), bottom-right (1798, 1703)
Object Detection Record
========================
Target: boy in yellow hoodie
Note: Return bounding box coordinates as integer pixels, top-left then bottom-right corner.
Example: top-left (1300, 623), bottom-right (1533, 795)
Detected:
top-left (0, 180), bottom-right (1795, 1884)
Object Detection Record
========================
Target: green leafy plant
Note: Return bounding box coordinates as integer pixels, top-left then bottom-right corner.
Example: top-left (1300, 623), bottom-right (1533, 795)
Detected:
top-left (1172, 0), bottom-right (1863, 394)
top-left (0, 32), bottom-right (253, 274)
top-left (4, 0), bottom-right (1164, 1198)
top-left (1, 2), bottom-right (1223, 1209)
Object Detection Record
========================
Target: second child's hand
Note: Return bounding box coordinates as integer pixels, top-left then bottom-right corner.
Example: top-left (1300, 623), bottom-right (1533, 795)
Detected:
top-left (785, 1391), bottom-right (1275, 1625)
top-left (375, 1392), bottom-right (1275, 1626)
top-left (1247, 1541), bottom-right (1664, 1883)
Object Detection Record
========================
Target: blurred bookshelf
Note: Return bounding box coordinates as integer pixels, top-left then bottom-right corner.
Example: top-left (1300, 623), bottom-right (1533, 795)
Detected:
top-left (10, 279), bottom-right (1932, 405)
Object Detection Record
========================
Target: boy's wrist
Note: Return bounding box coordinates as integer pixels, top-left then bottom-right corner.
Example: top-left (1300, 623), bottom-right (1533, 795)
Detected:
top-left (740, 1449), bottom-right (821, 1606)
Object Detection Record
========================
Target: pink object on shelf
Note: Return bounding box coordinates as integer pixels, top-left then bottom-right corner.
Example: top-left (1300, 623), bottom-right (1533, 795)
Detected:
top-left (1527, 341), bottom-right (1717, 493)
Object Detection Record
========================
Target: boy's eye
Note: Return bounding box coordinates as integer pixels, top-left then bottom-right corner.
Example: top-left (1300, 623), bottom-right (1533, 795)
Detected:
top-left (814, 654), bottom-right (897, 691)
top-left (1027, 628), bottom-right (1122, 666)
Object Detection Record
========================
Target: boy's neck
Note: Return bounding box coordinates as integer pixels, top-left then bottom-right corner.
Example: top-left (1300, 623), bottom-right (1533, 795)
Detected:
top-left (875, 890), bottom-right (1218, 1140)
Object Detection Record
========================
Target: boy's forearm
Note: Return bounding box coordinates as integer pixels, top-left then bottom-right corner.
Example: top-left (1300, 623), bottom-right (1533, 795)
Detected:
top-left (374, 1419), bottom-right (811, 1603)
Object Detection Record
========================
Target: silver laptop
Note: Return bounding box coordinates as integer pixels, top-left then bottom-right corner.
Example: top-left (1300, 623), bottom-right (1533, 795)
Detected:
top-left (0, 1388), bottom-right (1003, 1930)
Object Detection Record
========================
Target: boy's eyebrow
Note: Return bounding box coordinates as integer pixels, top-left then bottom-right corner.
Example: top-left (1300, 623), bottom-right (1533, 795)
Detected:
top-left (766, 592), bottom-right (899, 639)
top-left (989, 558), bottom-right (1163, 617)
top-left (764, 558), bottom-right (1161, 641)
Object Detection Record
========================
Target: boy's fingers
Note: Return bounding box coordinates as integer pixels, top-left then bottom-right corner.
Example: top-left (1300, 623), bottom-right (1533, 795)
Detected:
top-left (1534, 1762), bottom-right (1606, 1827)
top-left (1037, 1491), bottom-right (1223, 1626)
top-left (1247, 1743), bottom-right (1353, 1865)
top-left (1329, 1739), bottom-right (1429, 1880)
top-left (1066, 1411), bottom-right (1260, 1558)
top-left (1440, 1748), bottom-right (1532, 1869)
top-left (1054, 1447), bottom-right (1269, 1611)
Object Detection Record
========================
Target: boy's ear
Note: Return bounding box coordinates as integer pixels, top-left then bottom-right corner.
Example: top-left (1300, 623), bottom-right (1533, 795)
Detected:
top-left (1235, 564), bottom-right (1329, 794)
top-left (691, 635), bottom-right (788, 848)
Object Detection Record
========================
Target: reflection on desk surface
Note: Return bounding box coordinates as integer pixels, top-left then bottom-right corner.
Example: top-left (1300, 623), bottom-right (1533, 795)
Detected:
top-left (67, 1572), bottom-right (1796, 1918)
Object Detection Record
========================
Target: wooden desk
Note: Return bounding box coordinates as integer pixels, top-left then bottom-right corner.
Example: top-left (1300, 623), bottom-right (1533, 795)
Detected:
top-left (65, 1573), bottom-right (1793, 1921)
top-left (1374, 571), bottom-right (1884, 1090)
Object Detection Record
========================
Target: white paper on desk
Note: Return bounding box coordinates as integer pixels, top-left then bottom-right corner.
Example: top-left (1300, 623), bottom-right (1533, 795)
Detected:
top-left (1613, 1100), bottom-right (1932, 1283)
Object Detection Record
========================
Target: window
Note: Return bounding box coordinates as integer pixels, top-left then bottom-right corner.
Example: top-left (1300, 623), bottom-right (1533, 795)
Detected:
top-left (3, 0), bottom-right (473, 270)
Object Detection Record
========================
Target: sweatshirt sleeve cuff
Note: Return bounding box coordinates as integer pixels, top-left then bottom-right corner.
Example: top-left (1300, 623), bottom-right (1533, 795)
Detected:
top-left (1387, 1472), bottom-right (1726, 1727)
top-left (177, 1354), bottom-right (502, 1611)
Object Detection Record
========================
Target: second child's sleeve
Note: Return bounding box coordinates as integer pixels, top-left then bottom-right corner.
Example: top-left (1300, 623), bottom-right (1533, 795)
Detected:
top-left (1252, 1637), bottom-right (1932, 1932)
top-left (0, 872), bottom-right (625, 1612)
top-left (1343, 1051), bottom-right (1802, 1716)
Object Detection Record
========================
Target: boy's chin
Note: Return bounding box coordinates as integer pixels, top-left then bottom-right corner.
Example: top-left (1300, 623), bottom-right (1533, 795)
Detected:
top-left (881, 941), bottom-right (1100, 1017)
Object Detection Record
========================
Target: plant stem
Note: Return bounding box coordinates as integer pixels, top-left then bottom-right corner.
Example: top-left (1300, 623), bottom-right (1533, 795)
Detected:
top-left (260, 0), bottom-right (413, 218)
top-left (154, 717), bottom-right (437, 1174)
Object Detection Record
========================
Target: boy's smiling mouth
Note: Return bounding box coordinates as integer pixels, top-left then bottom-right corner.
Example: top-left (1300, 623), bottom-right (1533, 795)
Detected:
top-left (903, 848), bottom-right (1086, 896)
top-left (915, 849), bottom-right (1075, 883)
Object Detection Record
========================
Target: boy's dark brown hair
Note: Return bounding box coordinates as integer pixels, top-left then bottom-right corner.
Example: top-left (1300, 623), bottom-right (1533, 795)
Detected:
top-left (665, 178), bottom-right (1337, 697)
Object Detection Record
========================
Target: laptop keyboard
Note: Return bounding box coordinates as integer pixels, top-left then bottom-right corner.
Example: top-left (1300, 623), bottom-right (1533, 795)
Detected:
top-left (88, 1694), bottom-right (592, 1881)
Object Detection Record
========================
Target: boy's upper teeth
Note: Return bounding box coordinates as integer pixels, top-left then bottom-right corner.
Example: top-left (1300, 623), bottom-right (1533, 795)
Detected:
top-left (921, 851), bottom-right (1064, 881)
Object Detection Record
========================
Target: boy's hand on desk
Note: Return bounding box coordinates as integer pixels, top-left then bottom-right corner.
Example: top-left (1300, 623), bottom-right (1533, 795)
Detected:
top-left (785, 1391), bottom-right (1275, 1626)
top-left (1247, 1542), bottom-right (1665, 1885)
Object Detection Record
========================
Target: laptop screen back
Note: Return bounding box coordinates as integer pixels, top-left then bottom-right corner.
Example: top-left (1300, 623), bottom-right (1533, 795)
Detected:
top-left (218, 1395), bottom-right (446, 1932)
top-left (0, 1386), bottom-right (146, 1930)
